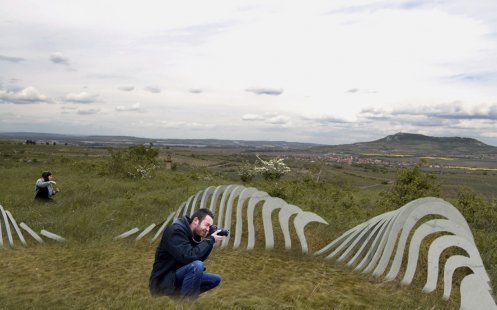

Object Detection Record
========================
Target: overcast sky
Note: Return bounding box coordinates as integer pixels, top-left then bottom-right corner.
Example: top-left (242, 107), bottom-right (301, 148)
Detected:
top-left (1, 1), bottom-right (497, 145)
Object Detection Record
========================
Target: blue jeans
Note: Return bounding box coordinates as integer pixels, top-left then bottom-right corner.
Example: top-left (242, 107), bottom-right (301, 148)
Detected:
top-left (175, 260), bottom-right (221, 298)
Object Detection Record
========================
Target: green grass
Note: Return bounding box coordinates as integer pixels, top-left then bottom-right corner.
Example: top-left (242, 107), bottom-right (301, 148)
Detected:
top-left (0, 243), bottom-right (457, 309)
top-left (0, 141), bottom-right (495, 309)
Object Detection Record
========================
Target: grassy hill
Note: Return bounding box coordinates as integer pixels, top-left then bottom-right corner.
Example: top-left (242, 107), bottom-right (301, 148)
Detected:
top-left (310, 132), bottom-right (497, 156)
top-left (0, 140), bottom-right (495, 309)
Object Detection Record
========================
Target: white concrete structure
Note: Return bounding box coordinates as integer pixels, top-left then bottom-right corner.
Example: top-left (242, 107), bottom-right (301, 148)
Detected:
top-left (40, 230), bottom-right (66, 242)
top-left (315, 197), bottom-right (496, 310)
top-left (0, 206), bottom-right (65, 247)
top-left (116, 184), bottom-right (328, 254)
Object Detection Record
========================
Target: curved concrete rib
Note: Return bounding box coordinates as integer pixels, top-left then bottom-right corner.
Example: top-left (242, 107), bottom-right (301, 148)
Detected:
top-left (20, 222), bottom-right (44, 244)
top-left (233, 190), bottom-right (267, 249)
top-left (173, 202), bottom-right (186, 222)
top-left (354, 215), bottom-right (394, 272)
top-left (217, 185), bottom-right (237, 228)
top-left (222, 187), bottom-right (257, 249)
top-left (422, 235), bottom-right (488, 294)
top-left (348, 215), bottom-right (390, 267)
top-left (337, 219), bottom-right (383, 263)
top-left (262, 197), bottom-right (286, 250)
top-left (0, 211), bottom-right (3, 248)
top-left (220, 186), bottom-right (245, 249)
top-left (246, 192), bottom-right (269, 251)
top-left (181, 195), bottom-right (195, 217)
top-left (373, 198), bottom-right (467, 277)
top-left (362, 212), bottom-right (397, 274)
top-left (40, 229), bottom-right (66, 242)
top-left (135, 224), bottom-right (156, 241)
top-left (400, 219), bottom-right (468, 285)
top-left (315, 225), bottom-right (360, 257)
top-left (294, 211), bottom-right (328, 254)
top-left (200, 186), bottom-right (216, 209)
top-left (326, 222), bottom-right (367, 259)
top-left (1, 205), bottom-right (14, 248)
top-left (113, 227), bottom-right (140, 240)
top-left (6, 210), bottom-right (26, 246)
top-left (460, 273), bottom-right (497, 310)
top-left (209, 185), bottom-right (227, 214)
top-left (150, 212), bottom-right (176, 243)
top-left (189, 190), bottom-right (204, 217)
top-left (380, 198), bottom-right (473, 280)
top-left (279, 204), bottom-right (302, 250)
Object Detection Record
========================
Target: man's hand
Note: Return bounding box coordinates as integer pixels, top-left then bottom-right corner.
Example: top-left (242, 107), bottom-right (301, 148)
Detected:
top-left (50, 181), bottom-right (57, 184)
top-left (211, 230), bottom-right (225, 244)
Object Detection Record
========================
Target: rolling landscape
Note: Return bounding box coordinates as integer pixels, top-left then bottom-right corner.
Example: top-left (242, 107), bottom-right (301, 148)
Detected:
top-left (0, 132), bottom-right (496, 309)
top-left (3, 2), bottom-right (497, 309)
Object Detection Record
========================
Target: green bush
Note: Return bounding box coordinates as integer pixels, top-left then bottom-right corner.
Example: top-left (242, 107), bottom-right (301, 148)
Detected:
top-left (379, 161), bottom-right (441, 209)
top-left (106, 145), bottom-right (160, 178)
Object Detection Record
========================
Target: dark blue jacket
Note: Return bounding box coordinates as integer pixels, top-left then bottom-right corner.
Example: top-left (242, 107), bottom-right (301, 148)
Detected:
top-left (149, 216), bottom-right (215, 296)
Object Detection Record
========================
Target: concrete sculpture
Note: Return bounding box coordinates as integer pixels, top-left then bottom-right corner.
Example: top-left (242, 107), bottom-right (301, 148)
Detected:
top-left (314, 197), bottom-right (496, 310)
top-left (115, 184), bottom-right (328, 254)
top-left (115, 186), bottom-right (496, 309)
top-left (0, 204), bottom-right (66, 248)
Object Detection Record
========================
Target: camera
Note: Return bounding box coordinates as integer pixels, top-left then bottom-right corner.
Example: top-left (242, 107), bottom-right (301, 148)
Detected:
top-left (209, 225), bottom-right (229, 236)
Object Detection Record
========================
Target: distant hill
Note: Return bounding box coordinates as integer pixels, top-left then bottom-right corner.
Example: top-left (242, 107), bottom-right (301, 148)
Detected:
top-left (0, 132), bottom-right (321, 150)
top-left (310, 132), bottom-right (497, 156)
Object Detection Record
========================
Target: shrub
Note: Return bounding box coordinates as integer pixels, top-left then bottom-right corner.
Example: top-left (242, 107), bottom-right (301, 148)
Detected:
top-left (379, 161), bottom-right (440, 209)
top-left (238, 161), bottom-right (256, 182)
top-left (106, 145), bottom-right (160, 179)
top-left (254, 155), bottom-right (291, 181)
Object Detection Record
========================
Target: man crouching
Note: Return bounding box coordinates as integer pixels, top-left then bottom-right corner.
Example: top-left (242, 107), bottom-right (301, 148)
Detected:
top-left (149, 208), bottom-right (224, 299)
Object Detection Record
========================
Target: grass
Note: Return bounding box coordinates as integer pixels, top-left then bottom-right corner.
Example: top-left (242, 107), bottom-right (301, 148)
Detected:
top-left (0, 243), bottom-right (457, 309)
top-left (0, 140), bottom-right (495, 309)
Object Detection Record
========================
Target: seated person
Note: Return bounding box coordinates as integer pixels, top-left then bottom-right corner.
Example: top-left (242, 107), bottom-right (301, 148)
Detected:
top-left (34, 171), bottom-right (60, 199)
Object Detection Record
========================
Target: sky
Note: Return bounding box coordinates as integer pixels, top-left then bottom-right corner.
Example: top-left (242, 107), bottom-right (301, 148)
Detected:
top-left (1, 1), bottom-right (497, 146)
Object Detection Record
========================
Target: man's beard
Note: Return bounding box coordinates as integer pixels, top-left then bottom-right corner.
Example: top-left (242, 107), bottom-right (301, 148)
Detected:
top-left (195, 226), bottom-right (207, 238)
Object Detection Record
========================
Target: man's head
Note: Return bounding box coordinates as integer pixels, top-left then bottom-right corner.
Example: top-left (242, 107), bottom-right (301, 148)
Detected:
top-left (41, 171), bottom-right (52, 181)
top-left (190, 208), bottom-right (214, 238)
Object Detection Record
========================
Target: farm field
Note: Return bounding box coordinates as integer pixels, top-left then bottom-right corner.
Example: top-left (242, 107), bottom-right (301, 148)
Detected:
top-left (0, 140), bottom-right (495, 309)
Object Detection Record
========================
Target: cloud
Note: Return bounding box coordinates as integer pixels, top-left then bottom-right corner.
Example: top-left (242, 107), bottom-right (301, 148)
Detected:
top-left (144, 21), bottom-right (238, 47)
top-left (0, 86), bottom-right (50, 104)
top-left (77, 108), bottom-right (100, 115)
top-left (392, 103), bottom-right (497, 120)
top-left (189, 89), bottom-right (203, 94)
top-left (117, 85), bottom-right (135, 91)
top-left (359, 108), bottom-right (392, 120)
top-left (449, 71), bottom-right (497, 83)
top-left (242, 114), bottom-right (265, 121)
top-left (266, 115), bottom-right (290, 125)
top-left (50, 52), bottom-right (70, 66)
top-left (245, 87), bottom-right (283, 96)
top-left (116, 102), bottom-right (141, 112)
top-left (301, 114), bottom-right (350, 123)
top-left (242, 113), bottom-right (290, 125)
top-left (65, 92), bottom-right (99, 103)
top-left (347, 88), bottom-right (377, 94)
top-left (144, 85), bottom-right (161, 93)
top-left (160, 121), bottom-right (216, 129)
top-left (327, 1), bottom-right (428, 15)
top-left (0, 55), bottom-right (25, 63)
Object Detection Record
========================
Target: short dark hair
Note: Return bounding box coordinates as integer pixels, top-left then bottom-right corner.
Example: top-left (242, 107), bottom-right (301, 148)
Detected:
top-left (41, 171), bottom-right (52, 181)
top-left (191, 208), bottom-right (214, 224)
